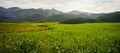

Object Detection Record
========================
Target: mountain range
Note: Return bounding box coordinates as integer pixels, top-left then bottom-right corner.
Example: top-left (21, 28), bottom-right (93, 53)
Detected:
top-left (0, 7), bottom-right (120, 22)
top-left (0, 7), bottom-right (104, 22)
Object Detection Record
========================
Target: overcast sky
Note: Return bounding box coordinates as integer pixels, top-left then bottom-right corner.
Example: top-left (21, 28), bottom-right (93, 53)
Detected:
top-left (0, 0), bottom-right (120, 13)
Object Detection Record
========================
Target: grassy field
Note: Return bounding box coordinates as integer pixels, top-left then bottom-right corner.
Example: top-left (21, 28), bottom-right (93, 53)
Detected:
top-left (0, 23), bottom-right (120, 53)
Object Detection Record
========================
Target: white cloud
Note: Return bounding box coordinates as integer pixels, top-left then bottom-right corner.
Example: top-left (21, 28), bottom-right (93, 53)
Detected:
top-left (0, 0), bottom-right (120, 13)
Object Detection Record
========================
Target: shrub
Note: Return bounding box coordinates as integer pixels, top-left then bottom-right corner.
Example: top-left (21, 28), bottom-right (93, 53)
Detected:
top-left (60, 18), bottom-right (98, 24)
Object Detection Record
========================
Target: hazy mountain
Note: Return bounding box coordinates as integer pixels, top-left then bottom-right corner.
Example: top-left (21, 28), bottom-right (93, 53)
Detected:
top-left (7, 7), bottom-right (22, 12)
top-left (0, 7), bottom-right (6, 11)
top-left (97, 11), bottom-right (120, 22)
top-left (0, 7), bottom-right (7, 21)
top-left (68, 10), bottom-right (104, 18)
top-left (0, 7), bottom-right (104, 22)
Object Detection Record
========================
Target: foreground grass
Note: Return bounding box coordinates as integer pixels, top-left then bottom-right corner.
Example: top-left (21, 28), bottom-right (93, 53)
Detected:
top-left (0, 23), bottom-right (120, 53)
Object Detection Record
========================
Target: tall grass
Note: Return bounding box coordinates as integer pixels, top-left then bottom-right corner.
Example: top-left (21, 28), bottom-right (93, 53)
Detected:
top-left (0, 23), bottom-right (120, 53)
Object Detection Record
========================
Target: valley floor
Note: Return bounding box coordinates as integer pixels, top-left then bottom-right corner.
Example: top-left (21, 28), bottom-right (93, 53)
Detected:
top-left (0, 23), bottom-right (120, 53)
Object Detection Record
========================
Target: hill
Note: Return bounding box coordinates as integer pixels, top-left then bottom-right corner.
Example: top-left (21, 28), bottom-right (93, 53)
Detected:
top-left (97, 12), bottom-right (120, 22)
top-left (0, 7), bottom-right (103, 22)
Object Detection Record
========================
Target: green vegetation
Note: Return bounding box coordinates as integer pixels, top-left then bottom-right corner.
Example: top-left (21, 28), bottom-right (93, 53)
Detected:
top-left (97, 12), bottom-right (120, 22)
top-left (0, 23), bottom-right (120, 53)
top-left (1, 6), bottom-right (120, 53)
top-left (0, 23), bottom-right (49, 33)
top-left (60, 18), bottom-right (98, 24)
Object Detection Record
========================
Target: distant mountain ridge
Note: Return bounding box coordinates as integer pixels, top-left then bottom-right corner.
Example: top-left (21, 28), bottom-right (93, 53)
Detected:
top-left (97, 11), bottom-right (120, 22)
top-left (0, 7), bottom-right (111, 22)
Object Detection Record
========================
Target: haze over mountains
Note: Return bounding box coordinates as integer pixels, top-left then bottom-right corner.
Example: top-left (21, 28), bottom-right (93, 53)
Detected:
top-left (0, 7), bottom-right (120, 22)
top-left (0, 7), bottom-right (104, 22)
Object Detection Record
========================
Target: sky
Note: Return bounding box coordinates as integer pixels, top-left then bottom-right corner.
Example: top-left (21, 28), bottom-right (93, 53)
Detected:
top-left (0, 0), bottom-right (120, 13)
